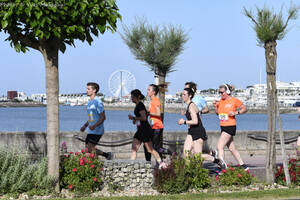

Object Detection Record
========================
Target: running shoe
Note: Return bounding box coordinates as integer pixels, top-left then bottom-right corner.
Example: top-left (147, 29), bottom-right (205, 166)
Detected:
top-left (211, 149), bottom-right (218, 159)
top-left (217, 158), bottom-right (227, 170)
top-left (241, 164), bottom-right (249, 171)
top-left (106, 152), bottom-right (113, 160)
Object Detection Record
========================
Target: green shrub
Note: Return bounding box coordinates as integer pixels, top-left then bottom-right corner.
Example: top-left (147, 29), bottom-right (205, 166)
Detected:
top-left (0, 149), bottom-right (55, 195)
top-left (216, 166), bottom-right (254, 186)
top-left (275, 158), bottom-right (300, 185)
top-left (60, 148), bottom-right (104, 193)
top-left (154, 153), bottom-right (210, 194)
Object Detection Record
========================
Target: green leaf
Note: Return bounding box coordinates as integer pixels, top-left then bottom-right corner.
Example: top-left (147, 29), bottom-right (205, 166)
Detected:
top-left (1, 20), bottom-right (8, 29)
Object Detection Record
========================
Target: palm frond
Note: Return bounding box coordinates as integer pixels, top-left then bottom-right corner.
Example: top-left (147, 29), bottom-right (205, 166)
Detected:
top-left (244, 4), bottom-right (298, 45)
top-left (120, 18), bottom-right (188, 76)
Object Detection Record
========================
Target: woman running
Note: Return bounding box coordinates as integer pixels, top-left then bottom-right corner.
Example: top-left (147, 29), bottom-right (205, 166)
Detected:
top-left (128, 89), bottom-right (164, 168)
top-left (178, 88), bottom-right (220, 164)
top-left (144, 84), bottom-right (164, 161)
top-left (213, 84), bottom-right (248, 170)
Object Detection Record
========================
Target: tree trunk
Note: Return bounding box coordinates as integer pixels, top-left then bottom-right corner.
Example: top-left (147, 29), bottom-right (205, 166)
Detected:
top-left (41, 46), bottom-right (60, 191)
top-left (157, 74), bottom-right (166, 150)
top-left (275, 95), bottom-right (291, 185)
top-left (264, 41), bottom-right (277, 184)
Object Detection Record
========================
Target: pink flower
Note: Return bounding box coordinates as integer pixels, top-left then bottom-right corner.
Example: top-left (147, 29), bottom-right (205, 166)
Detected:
top-left (81, 149), bottom-right (85, 153)
top-left (251, 174), bottom-right (255, 177)
top-left (216, 175), bottom-right (219, 181)
top-left (86, 154), bottom-right (90, 158)
top-left (229, 167), bottom-right (234, 171)
top-left (237, 173), bottom-right (242, 178)
top-left (90, 164), bottom-right (95, 169)
top-left (90, 153), bottom-right (95, 158)
top-left (83, 157), bottom-right (87, 163)
top-left (64, 155), bottom-right (69, 158)
top-left (68, 185), bottom-right (73, 189)
top-left (85, 148), bottom-right (89, 153)
top-left (89, 161), bottom-right (92, 164)
top-left (69, 152), bottom-right (73, 154)
top-left (80, 159), bottom-right (84, 166)
top-left (72, 168), bottom-right (77, 172)
top-left (93, 177), bottom-right (97, 182)
top-left (222, 169), bottom-right (227, 173)
top-left (99, 168), bottom-right (103, 172)
top-left (75, 152), bottom-right (79, 156)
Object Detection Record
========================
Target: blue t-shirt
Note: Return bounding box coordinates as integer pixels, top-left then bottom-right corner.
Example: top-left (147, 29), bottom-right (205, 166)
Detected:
top-left (192, 95), bottom-right (207, 111)
top-left (87, 97), bottom-right (105, 135)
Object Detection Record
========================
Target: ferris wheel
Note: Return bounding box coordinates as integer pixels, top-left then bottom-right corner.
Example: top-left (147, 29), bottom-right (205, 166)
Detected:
top-left (108, 70), bottom-right (136, 98)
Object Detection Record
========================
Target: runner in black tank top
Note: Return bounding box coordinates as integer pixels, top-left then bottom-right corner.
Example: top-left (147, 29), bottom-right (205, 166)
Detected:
top-left (185, 102), bottom-right (207, 141)
top-left (178, 88), bottom-right (221, 166)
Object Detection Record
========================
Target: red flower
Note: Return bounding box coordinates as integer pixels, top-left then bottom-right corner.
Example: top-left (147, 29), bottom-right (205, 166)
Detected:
top-left (85, 148), bottom-right (89, 153)
top-left (72, 168), bottom-right (77, 172)
top-left (246, 170), bottom-right (250, 174)
top-left (251, 174), bottom-right (255, 177)
top-left (64, 155), bottom-right (69, 158)
top-left (68, 185), bottom-right (73, 189)
top-left (222, 169), bottom-right (227, 173)
top-left (90, 164), bottom-right (95, 169)
top-left (83, 157), bottom-right (87, 163)
top-left (86, 154), bottom-right (90, 158)
top-left (80, 159), bottom-right (84, 166)
top-left (229, 167), bottom-right (234, 171)
top-left (89, 161), bottom-right (92, 164)
top-left (69, 152), bottom-right (73, 154)
top-left (215, 175), bottom-right (219, 181)
top-left (75, 152), bottom-right (79, 156)
top-left (237, 173), bottom-right (242, 178)
top-left (93, 177), bottom-right (97, 182)
top-left (99, 168), bottom-right (103, 172)
top-left (81, 149), bottom-right (85, 153)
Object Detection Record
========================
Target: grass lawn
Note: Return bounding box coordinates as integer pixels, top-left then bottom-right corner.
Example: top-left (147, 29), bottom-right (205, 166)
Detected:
top-left (55, 188), bottom-right (300, 200)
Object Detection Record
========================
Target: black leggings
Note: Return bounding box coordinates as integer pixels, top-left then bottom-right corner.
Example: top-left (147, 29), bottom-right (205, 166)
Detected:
top-left (144, 129), bottom-right (163, 161)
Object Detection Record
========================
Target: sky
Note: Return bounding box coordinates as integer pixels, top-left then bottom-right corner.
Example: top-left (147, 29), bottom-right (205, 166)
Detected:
top-left (1, 0), bottom-right (300, 97)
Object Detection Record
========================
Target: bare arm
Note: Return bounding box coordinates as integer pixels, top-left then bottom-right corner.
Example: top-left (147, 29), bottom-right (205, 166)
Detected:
top-left (149, 105), bottom-right (161, 117)
top-left (186, 103), bottom-right (199, 125)
top-left (89, 112), bottom-right (105, 130)
top-left (201, 105), bottom-right (209, 114)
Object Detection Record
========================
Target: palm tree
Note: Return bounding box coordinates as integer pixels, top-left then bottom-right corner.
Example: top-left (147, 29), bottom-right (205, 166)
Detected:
top-left (121, 18), bottom-right (188, 120)
top-left (244, 5), bottom-right (298, 184)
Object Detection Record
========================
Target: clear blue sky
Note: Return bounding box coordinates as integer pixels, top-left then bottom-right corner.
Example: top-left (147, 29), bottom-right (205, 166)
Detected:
top-left (1, 0), bottom-right (300, 96)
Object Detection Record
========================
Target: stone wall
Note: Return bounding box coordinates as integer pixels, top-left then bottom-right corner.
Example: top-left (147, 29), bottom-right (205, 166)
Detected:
top-left (0, 130), bottom-right (299, 158)
top-left (102, 160), bottom-right (154, 190)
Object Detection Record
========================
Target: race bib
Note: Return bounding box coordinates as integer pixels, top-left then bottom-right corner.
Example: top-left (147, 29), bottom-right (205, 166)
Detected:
top-left (88, 111), bottom-right (94, 122)
top-left (219, 113), bottom-right (228, 121)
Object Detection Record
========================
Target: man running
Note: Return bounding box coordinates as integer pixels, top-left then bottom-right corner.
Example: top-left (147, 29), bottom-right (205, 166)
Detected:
top-left (80, 82), bottom-right (112, 160)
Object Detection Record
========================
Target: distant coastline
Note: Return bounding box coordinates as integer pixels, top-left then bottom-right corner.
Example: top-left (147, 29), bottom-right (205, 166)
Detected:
top-left (0, 102), bottom-right (299, 114)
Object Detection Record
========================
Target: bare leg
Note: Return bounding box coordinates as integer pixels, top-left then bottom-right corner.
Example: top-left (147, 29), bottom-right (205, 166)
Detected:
top-left (144, 141), bottom-right (161, 162)
top-left (183, 135), bottom-right (193, 157)
top-left (227, 137), bottom-right (244, 165)
top-left (131, 139), bottom-right (142, 160)
top-left (217, 132), bottom-right (232, 161)
top-left (194, 139), bottom-right (215, 162)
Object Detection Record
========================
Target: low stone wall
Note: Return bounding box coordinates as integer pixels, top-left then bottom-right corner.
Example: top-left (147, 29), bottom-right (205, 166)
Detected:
top-left (0, 130), bottom-right (299, 159)
top-left (102, 160), bottom-right (154, 190)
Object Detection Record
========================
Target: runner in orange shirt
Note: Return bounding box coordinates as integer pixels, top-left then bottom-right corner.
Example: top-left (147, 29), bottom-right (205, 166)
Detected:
top-left (144, 84), bottom-right (164, 161)
top-left (213, 84), bottom-right (248, 170)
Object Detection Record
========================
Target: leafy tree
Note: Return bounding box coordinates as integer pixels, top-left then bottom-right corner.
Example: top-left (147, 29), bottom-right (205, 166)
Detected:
top-left (121, 18), bottom-right (188, 150)
top-left (0, 0), bottom-right (121, 189)
top-left (121, 18), bottom-right (188, 120)
top-left (244, 5), bottom-right (298, 184)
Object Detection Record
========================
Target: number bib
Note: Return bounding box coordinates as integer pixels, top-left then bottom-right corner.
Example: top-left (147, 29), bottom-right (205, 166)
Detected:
top-left (219, 113), bottom-right (228, 121)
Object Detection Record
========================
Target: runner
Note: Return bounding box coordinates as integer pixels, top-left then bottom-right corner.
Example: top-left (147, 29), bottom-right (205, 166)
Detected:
top-left (80, 82), bottom-right (112, 160)
top-left (128, 89), bottom-right (165, 168)
top-left (178, 88), bottom-right (220, 165)
top-left (213, 84), bottom-right (248, 170)
top-left (144, 84), bottom-right (164, 161)
top-left (184, 81), bottom-right (217, 157)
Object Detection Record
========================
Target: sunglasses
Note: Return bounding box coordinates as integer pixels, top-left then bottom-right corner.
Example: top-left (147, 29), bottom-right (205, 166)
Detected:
top-left (219, 91), bottom-right (225, 94)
